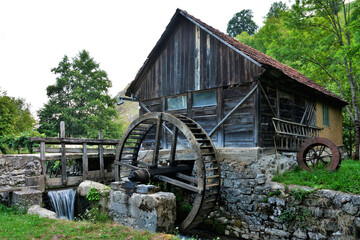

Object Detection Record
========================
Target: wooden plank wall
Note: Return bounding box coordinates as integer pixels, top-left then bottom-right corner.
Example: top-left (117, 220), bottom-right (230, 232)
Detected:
top-left (223, 86), bottom-right (256, 148)
top-left (259, 83), bottom-right (310, 148)
top-left (135, 19), bottom-right (263, 100)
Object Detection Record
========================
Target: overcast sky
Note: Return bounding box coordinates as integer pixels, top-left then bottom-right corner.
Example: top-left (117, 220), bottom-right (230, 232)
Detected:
top-left (0, 0), bottom-right (284, 116)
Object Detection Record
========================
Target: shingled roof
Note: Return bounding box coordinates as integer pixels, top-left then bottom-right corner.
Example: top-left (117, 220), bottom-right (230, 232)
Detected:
top-left (126, 9), bottom-right (347, 106)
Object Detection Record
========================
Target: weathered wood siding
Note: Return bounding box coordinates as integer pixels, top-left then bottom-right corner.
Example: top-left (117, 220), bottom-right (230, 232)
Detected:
top-left (259, 82), bottom-right (315, 148)
top-left (135, 19), bottom-right (263, 100)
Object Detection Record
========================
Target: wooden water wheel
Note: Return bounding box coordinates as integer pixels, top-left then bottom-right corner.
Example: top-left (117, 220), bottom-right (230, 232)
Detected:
top-left (114, 112), bottom-right (220, 231)
top-left (296, 137), bottom-right (341, 171)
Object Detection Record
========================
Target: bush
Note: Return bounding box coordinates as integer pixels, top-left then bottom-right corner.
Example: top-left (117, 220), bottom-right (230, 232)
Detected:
top-left (0, 130), bottom-right (44, 154)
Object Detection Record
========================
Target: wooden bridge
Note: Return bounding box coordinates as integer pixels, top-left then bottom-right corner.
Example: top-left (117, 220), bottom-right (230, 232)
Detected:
top-left (30, 122), bottom-right (119, 189)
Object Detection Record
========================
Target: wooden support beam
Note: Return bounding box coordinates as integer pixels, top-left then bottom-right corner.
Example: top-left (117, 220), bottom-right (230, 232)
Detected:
top-left (82, 143), bottom-right (88, 180)
top-left (155, 175), bottom-right (202, 194)
top-left (169, 126), bottom-right (178, 166)
top-left (152, 113), bottom-right (163, 168)
top-left (40, 141), bottom-right (46, 186)
top-left (60, 121), bottom-right (67, 186)
top-left (98, 130), bottom-right (105, 183)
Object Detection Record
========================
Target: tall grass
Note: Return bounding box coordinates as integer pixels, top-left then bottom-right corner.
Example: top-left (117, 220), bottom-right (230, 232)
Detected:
top-left (273, 159), bottom-right (360, 194)
top-left (0, 204), bottom-right (172, 240)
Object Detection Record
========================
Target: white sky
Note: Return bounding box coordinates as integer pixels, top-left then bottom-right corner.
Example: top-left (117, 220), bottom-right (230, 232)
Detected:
top-left (0, 0), bottom-right (282, 116)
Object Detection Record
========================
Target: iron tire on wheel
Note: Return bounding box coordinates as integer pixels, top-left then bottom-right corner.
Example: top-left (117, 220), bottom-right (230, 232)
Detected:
top-left (297, 137), bottom-right (341, 171)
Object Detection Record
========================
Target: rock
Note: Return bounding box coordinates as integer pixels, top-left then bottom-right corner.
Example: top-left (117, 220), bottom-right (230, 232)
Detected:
top-left (109, 190), bottom-right (176, 233)
top-left (342, 203), bottom-right (358, 215)
top-left (294, 228), bottom-right (307, 239)
top-left (77, 180), bottom-right (109, 197)
top-left (308, 232), bottom-right (327, 240)
top-left (27, 205), bottom-right (57, 219)
top-left (11, 188), bottom-right (42, 207)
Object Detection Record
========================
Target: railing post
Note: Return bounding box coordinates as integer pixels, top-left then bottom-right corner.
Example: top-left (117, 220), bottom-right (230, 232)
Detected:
top-left (98, 130), bottom-right (105, 183)
top-left (82, 143), bottom-right (88, 180)
top-left (60, 121), bottom-right (67, 186)
top-left (40, 141), bottom-right (46, 187)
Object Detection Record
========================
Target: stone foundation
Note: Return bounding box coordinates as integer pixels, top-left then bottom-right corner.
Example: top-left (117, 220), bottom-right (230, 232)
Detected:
top-left (204, 148), bottom-right (360, 239)
top-left (108, 182), bottom-right (176, 233)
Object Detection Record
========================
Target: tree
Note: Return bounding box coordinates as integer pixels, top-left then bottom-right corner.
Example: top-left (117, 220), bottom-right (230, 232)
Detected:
top-left (37, 50), bottom-right (124, 139)
top-left (0, 90), bottom-right (35, 136)
top-left (227, 9), bottom-right (258, 37)
top-left (236, 0), bottom-right (360, 159)
top-left (286, 0), bottom-right (360, 159)
top-left (266, 1), bottom-right (288, 19)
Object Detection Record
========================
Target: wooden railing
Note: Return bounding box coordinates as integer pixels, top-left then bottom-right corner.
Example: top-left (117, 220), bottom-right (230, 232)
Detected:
top-left (30, 122), bottom-right (120, 188)
top-left (272, 117), bottom-right (322, 152)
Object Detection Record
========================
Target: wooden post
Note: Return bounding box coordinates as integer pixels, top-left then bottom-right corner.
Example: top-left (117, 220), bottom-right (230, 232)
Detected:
top-left (60, 121), bottom-right (67, 186)
top-left (40, 141), bottom-right (47, 186)
top-left (114, 143), bottom-right (120, 182)
top-left (152, 114), bottom-right (163, 168)
top-left (169, 126), bottom-right (178, 166)
top-left (82, 143), bottom-right (88, 180)
top-left (98, 130), bottom-right (105, 183)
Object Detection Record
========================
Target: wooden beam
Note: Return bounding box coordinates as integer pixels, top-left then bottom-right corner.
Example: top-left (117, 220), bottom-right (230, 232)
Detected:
top-left (152, 113), bottom-right (163, 168)
top-left (169, 126), bottom-right (178, 166)
top-left (154, 175), bottom-right (202, 194)
top-left (98, 130), bottom-right (105, 183)
top-left (40, 141), bottom-right (47, 187)
top-left (29, 137), bottom-right (119, 145)
top-left (82, 143), bottom-right (88, 180)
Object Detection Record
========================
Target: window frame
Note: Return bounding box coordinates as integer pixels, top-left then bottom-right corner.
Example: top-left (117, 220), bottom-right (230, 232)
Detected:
top-left (322, 104), bottom-right (330, 127)
top-left (166, 95), bottom-right (187, 111)
top-left (192, 90), bottom-right (217, 108)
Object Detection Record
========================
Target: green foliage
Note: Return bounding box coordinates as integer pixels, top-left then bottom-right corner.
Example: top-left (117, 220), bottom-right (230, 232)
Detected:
top-left (263, 189), bottom-right (282, 203)
top-left (266, 1), bottom-right (288, 19)
top-left (279, 207), bottom-right (312, 227)
top-left (0, 90), bottom-right (36, 137)
top-left (86, 188), bottom-right (101, 202)
top-left (291, 188), bottom-right (310, 201)
top-left (0, 130), bottom-right (44, 154)
top-left (37, 50), bottom-right (124, 139)
top-left (273, 159), bottom-right (360, 194)
top-left (235, 0), bottom-right (360, 158)
top-left (76, 207), bottom-right (110, 223)
top-left (227, 9), bottom-right (258, 37)
top-left (0, 203), bottom-right (162, 239)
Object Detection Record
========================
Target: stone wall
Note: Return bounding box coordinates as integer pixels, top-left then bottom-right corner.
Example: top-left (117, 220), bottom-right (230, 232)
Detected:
top-left (0, 154), bottom-right (42, 188)
top-left (205, 148), bottom-right (360, 240)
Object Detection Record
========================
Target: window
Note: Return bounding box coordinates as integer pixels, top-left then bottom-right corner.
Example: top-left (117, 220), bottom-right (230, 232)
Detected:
top-left (193, 90), bottom-right (216, 107)
top-left (166, 95), bottom-right (187, 110)
top-left (323, 104), bottom-right (330, 127)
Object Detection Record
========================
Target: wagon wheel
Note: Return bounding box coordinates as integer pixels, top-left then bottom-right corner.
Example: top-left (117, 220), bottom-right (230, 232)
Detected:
top-left (297, 137), bottom-right (341, 171)
top-left (114, 112), bottom-right (220, 231)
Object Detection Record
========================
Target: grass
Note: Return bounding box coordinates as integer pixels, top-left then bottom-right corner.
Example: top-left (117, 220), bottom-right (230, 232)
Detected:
top-left (0, 204), bottom-right (173, 240)
top-left (272, 159), bottom-right (360, 194)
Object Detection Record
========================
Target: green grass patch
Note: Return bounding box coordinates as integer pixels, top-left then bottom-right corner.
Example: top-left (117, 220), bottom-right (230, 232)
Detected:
top-left (0, 204), bottom-right (172, 240)
top-left (273, 159), bottom-right (360, 194)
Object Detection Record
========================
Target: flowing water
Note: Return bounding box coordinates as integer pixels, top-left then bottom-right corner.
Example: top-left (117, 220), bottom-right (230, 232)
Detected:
top-left (48, 189), bottom-right (76, 220)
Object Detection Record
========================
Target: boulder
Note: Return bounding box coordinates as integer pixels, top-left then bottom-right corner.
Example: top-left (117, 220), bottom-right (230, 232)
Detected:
top-left (28, 205), bottom-right (57, 219)
top-left (77, 180), bottom-right (109, 197)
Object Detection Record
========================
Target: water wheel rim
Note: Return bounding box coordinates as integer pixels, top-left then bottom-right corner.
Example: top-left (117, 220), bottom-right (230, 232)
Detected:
top-left (297, 137), bottom-right (341, 171)
top-left (114, 112), bottom-right (220, 231)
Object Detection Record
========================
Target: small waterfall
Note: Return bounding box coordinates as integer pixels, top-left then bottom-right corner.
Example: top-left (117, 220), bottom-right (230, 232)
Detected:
top-left (48, 189), bottom-right (76, 220)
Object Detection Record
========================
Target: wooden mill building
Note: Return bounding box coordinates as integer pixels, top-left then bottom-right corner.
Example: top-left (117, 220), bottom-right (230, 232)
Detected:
top-left (125, 9), bottom-right (347, 151)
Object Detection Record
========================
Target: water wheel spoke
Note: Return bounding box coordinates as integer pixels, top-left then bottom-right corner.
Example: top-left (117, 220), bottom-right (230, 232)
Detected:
top-left (297, 137), bottom-right (341, 172)
top-left (154, 175), bottom-right (202, 194)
